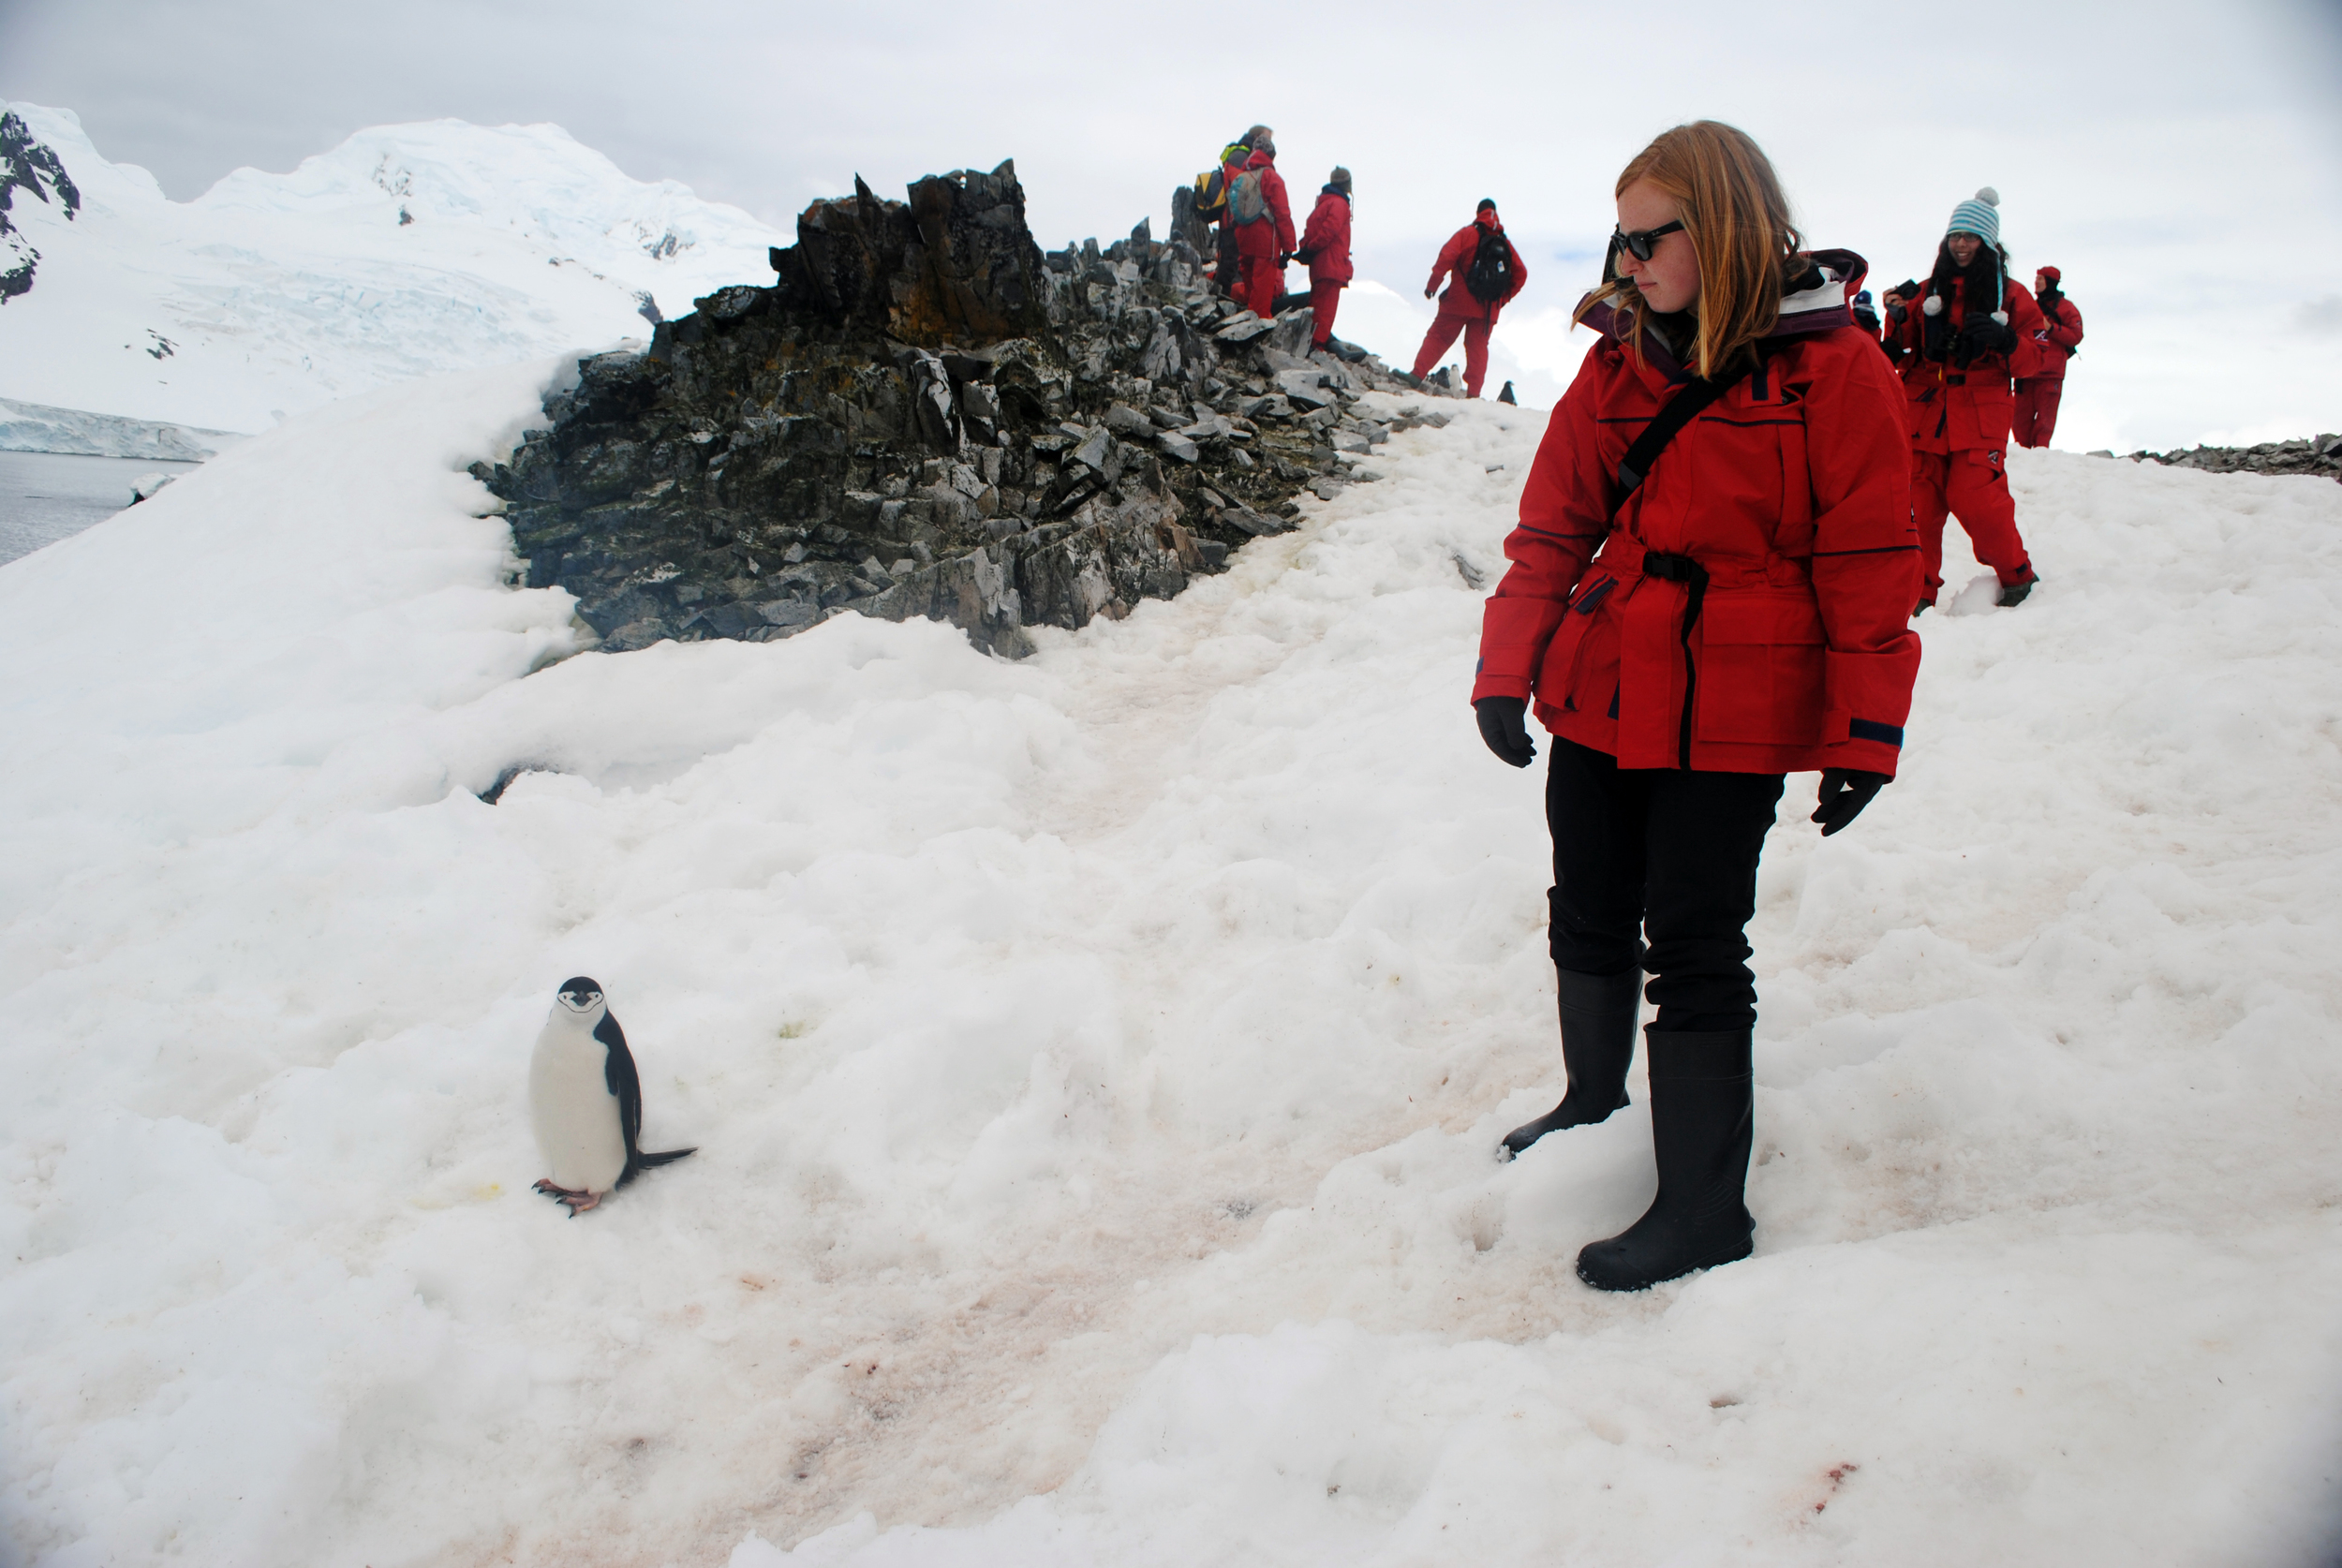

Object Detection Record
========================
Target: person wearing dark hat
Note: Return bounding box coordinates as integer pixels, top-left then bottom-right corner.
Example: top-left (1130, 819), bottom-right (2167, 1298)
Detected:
top-left (1410, 198), bottom-right (1526, 398)
top-left (1882, 186), bottom-right (2045, 610)
top-left (1297, 167), bottom-right (1355, 353)
top-left (2013, 265), bottom-right (2083, 448)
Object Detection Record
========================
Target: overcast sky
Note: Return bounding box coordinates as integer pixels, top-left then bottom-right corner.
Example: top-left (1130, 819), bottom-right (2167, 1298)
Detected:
top-left (5, 0), bottom-right (2339, 448)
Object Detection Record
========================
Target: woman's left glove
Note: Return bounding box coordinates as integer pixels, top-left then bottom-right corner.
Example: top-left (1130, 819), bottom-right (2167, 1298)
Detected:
top-left (1811, 768), bottom-right (1888, 835)
top-left (1475, 697), bottom-right (1536, 768)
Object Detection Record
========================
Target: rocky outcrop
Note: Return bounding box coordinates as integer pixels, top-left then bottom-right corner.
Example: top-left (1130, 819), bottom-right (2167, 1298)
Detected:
top-left (1, 109), bottom-right (81, 302)
top-left (2120, 434), bottom-right (2342, 481)
top-left (481, 159), bottom-right (1447, 656)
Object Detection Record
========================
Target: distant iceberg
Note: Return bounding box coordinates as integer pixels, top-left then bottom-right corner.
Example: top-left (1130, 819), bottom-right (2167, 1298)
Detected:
top-left (0, 395), bottom-right (247, 458)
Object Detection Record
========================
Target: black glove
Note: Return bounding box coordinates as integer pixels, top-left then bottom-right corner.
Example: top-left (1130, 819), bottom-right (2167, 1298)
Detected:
top-left (1955, 315), bottom-right (2015, 361)
top-left (1279, 252), bottom-right (1295, 268)
top-left (1475, 696), bottom-right (1536, 768)
top-left (1811, 768), bottom-right (1888, 836)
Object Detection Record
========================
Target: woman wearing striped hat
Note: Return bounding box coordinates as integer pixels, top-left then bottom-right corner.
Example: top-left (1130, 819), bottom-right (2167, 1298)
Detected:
top-left (1879, 188), bottom-right (2046, 610)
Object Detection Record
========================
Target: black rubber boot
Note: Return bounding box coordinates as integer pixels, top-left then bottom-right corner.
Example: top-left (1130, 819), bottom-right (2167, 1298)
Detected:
top-left (1575, 1028), bottom-right (1756, 1291)
top-left (1499, 968), bottom-right (1640, 1160)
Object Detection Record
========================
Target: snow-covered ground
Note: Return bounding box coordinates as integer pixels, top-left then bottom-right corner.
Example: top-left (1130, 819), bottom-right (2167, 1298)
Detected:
top-left (3, 362), bottom-right (2339, 1568)
top-left (0, 103), bottom-right (786, 435)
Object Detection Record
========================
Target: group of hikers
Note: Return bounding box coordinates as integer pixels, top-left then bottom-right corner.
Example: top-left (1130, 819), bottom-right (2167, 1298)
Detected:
top-left (1193, 117), bottom-right (2084, 1295)
top-left (1192, 132), bottom-right (2081, 619)
top-left (1192, 125), bottom-right (1529, 399)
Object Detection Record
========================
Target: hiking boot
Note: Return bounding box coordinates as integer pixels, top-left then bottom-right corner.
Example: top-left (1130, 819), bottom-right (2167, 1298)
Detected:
top-left (1997, 572), bottom-right (2038, 608)
top-left (1576, 1028), bottom-right (1756, 1292)
top-left (1500, 968), bottom-right (1640, 1160)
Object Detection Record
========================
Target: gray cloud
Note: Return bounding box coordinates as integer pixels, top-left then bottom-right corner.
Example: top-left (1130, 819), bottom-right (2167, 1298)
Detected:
top-left (3, 0), bottom-right (2339, 449)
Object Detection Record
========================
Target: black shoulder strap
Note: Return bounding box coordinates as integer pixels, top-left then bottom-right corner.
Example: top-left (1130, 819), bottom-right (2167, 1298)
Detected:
top-left (1611, 363), bottom-right (1753, 512)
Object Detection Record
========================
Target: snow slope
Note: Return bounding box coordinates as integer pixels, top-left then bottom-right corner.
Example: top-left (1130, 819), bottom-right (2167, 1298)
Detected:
top-left (0, 103), bottom-right (787, 435)
top-left (2, 364), bottom-right (2339, 1567)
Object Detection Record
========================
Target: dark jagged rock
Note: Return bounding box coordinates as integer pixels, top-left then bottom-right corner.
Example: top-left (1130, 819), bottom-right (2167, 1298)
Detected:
top-left (483, 157), bottom-right (1445, 657)
top-left (2123, 434), bottom-right (2342, 481)
top-left (1, 111), bottom-right (82, 303)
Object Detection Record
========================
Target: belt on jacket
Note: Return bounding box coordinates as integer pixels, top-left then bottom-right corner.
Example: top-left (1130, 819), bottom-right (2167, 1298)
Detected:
top-left (1590, 537), bottom-right (1806, 769)
top-left (1593, 536), bottom-right (1798, 593)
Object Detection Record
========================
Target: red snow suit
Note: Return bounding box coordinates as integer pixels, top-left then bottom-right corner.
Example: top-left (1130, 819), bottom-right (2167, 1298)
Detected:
top-left (1298, 187), bottom-right (1353, 346)
top-left (1414, 211), bottom-right (1526, 397)
top-left (2013, 281), bottom-right (2082, 448)
top-left (1230, 149), bottom-right (1296, 321)
top-left (1886, 271), bottom-right (2044, 595)
top-left (1298, 188), bottom-right (1352, 284)
top-left (1473, 252), bottom-right (1920, 779)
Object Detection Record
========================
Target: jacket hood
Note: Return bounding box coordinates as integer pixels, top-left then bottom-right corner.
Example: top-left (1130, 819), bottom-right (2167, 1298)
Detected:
top-left (1246, 148), bottom-right (1277, 170)
top-left (1322, 184), bottom-right (1351, 200)
top-left (1575, 248), bottom-right (1871, 383)
top-left (1476, 209), bottom-right (1502, 230)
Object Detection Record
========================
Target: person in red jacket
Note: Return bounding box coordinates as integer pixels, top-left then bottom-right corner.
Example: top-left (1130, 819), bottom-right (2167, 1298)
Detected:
top-left (1883, 188), bottom-right (2044, 610)
top-left (1227, 140), bottom-right (1296, 322)
top-left (1471, 121), bottom-right (1919, 1293)
top-left (2013, 265), bottom-right (2083, 448)
top-left (1210, 126), bottom-right (1271, 300)
top-left (1410, 200), bottom-right (1526, 397)
top-left (1297, 167), bottom-right (1354, 352)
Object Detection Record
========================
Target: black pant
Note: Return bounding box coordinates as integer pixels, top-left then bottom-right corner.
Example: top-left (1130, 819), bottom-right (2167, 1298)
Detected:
top-left (1546, 736), bottom-right (1785, 1032)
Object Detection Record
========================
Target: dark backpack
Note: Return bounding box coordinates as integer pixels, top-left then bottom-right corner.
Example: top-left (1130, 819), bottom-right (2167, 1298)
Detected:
top-left (1465, 227), bottom-right (1514, 303)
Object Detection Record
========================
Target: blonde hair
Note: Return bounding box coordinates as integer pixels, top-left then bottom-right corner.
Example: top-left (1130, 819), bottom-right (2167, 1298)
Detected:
top-left (1574, 121), bottom-right (1801, 379)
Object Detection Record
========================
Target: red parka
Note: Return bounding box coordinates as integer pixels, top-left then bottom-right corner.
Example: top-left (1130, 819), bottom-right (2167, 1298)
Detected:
top-left (1886, 271), bottom-right (2046, 453)
top-left (1298, 187), bottom-right (1353, 284)
top-left (1473, 252), bottom-right (1920, 778)
top-left (1230, 149), bottom-right (1296, 260)
top-left (2019, 289), bottom-right (2083, 381)
top-left (1428, 211), bottom-right (1525, 320)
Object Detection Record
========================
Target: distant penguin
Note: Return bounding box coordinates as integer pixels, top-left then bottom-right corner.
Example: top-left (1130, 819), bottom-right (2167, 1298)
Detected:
top-left (529, 976), bottom-right (694, 1215)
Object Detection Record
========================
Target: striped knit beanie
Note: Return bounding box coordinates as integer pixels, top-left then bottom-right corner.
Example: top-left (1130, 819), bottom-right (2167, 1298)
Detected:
top-left (1946, 187), bottom-right (2001, 244)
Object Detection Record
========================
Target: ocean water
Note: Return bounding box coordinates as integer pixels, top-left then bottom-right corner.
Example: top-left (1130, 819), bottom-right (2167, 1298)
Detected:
top-left (0, 450), bottom-right (200, 565)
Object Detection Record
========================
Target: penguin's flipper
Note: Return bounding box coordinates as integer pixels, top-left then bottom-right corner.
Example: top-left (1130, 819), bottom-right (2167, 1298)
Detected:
top-left (597, 1010), bottom-right (645, 1158)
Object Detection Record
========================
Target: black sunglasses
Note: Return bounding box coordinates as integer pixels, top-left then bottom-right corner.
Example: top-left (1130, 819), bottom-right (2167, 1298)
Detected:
top-left (1609, 219), bottom-right (1684, 262)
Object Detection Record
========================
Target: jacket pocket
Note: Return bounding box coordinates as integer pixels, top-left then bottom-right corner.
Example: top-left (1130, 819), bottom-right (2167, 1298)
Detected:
top-left (1694, 590), bottom-right (1827, 746)
top-left (1541, 591), bottom-right (1619, 717)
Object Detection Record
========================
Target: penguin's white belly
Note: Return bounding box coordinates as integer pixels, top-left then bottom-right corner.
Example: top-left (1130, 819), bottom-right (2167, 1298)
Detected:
top-left (530, 1032), bottom-right (628, 1193)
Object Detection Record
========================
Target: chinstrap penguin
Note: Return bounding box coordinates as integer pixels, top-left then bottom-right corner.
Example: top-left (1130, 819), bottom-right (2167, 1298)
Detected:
top-left (529, 976), bottom-right (694, 1215)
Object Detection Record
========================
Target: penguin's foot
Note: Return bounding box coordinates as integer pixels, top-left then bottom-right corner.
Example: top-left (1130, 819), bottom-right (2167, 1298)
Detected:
top-left (533, 1178), bottom-right (600, 1215)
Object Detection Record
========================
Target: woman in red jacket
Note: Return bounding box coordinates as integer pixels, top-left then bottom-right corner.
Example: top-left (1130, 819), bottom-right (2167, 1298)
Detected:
top-left (1297, 167), bottom-right (1353, 352)
top-left (1471, 121), bottom-right (1920, 1292)
top-left (1410, 200), bottom-right (1525, 398)
top-left (1881, 189), bottom-right (2044, 609)
top-left (2013, 265), bottom-right (2083, 448)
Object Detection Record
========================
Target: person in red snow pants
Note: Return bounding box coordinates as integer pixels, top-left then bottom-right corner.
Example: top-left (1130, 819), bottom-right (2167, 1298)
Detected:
top-left (2012, 264), bottom-right (2083, 448)
top-left (1471, 122), bottom-right (1919, 1294)
top-left (1411, 200), bottom-right (1525, 397)
top-left (1229, 141), bottom-right (1296, 323)
top-left (1297, 167), bottom-right (1354, 349)
top-left (1880, 187), bottom-right (2042, 609)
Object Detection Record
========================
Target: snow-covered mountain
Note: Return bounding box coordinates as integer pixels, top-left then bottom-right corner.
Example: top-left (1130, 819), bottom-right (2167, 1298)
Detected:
top-left (0, 102), bottom-right (788, 434)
